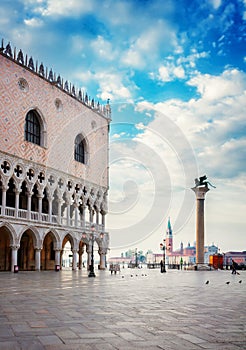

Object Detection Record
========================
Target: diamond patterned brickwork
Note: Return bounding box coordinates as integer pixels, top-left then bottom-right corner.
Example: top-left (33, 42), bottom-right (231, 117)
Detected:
top-left (0, 54), bottom-right (109, 188)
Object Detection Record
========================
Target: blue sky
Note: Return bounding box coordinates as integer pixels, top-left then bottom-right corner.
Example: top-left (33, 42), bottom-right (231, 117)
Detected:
top-left (1, 0), bottom-right (246, 255)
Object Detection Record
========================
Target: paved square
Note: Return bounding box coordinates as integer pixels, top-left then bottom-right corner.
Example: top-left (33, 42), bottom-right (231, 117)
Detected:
top-left (0, 268), bottom-right (245, 349)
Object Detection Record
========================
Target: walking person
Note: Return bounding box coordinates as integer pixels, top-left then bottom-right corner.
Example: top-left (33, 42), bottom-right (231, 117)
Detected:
top-left (231, 260), bottom-right (237, 274)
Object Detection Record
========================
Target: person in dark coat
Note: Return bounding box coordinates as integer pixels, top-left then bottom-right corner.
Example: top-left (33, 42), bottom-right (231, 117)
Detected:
top-left (231, 260), bottom-right (237, 274)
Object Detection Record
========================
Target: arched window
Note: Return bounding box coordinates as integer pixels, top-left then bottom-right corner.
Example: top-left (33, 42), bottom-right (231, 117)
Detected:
top-left (74, 135), bottom-right (86, 164)
top-left (25, 110), bottom-right (41, 145)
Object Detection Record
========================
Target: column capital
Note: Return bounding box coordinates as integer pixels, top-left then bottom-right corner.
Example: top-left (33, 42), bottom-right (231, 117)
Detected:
top-left (34, 247), bottom-right (42, 251)
top-left (54, 248), bottom-right (62, 252)
top-left (10, 245), bottom-right (20, 250)
top-left (99, 248), bottom-right (108, 255)
top-left (191, 186), bottom-right (210, 199)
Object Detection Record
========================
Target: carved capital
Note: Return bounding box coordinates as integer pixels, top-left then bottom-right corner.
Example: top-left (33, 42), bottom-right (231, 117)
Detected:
top-left (191, 186), bottom-right (210, 200)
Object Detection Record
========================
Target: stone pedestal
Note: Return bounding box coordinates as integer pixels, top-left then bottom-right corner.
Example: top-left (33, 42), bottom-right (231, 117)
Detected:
top-left (192, 186), bottom-right (210, 269)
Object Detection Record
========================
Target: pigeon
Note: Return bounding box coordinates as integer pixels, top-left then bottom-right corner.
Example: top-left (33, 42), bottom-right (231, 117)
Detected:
top-left (205, 280), bottom-right (209, 284)
top-left (239, 280), bottom-right (242, 283)
top-left (226, 281), bottom-right (230, 285)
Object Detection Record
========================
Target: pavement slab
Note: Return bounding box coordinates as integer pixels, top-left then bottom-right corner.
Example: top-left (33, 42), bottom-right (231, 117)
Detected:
top-left (0, 268), bottom-right (245, 349)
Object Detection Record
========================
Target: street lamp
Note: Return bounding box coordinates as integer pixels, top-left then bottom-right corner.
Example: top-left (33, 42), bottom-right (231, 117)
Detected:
top-left (83, 225), bottom-right (97, 278)
top-left (160, 239), bottom-right (166, 273)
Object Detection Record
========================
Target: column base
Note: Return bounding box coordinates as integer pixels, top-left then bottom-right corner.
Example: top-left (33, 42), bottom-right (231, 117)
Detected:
top-left (88, 271), bottom-right (96, 277)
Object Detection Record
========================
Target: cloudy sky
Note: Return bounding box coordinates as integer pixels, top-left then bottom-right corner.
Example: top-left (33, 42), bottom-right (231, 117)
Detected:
top-left (1, 0), bottom-right (245, 256)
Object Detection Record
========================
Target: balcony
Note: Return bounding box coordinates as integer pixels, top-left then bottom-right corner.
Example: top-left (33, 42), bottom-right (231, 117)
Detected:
top-left (0, 205), bottom-right (104, 232)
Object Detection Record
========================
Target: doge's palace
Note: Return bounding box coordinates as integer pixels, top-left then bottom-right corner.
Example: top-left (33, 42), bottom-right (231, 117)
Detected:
top-left (0, 40), bottom-right (111, 272)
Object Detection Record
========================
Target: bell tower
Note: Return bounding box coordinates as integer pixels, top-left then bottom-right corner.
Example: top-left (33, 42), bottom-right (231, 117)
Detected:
top-left (165, 217), bottom-right (173, 254)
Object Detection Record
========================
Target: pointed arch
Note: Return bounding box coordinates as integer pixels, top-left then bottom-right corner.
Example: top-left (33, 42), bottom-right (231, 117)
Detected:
top-left (0, 222), bottom-right (15, 271)
top-left (18, 225), bottom-right (41, 248)
top-left (0, 222), bottom-right (16, 246)
top-left (41, 229), bottom-right (60, 270)
top-left (19, 180), bottom-right (28, 210)
top-left (74, 133), bottom-right (89, 164)
top-left (6, 177), bottom-right (15, 208)
top-left (18, 228), bottom-right (37, 271)
top-left (62, 232), bottom-right (76, 250)
top-left (24, 108), bottom-right (47, 147)
top-left (43, 228), bottom-right (60, 246)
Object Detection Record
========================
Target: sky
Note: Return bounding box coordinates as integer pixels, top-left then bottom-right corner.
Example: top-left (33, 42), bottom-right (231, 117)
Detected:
top-left (1, 0), bottom-right (246, 256)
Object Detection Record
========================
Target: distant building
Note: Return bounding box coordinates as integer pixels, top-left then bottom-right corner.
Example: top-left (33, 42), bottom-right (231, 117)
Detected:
top-left (108, 257), bottom-right (132, 266)
top-left (147, 218), bottom-right (219, 267)
top-left (224, 251), bottom-right (246, 268)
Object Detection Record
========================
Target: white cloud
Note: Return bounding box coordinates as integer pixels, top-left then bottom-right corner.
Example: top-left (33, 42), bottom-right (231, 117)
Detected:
top-left (187, 69), bottom-right (246, 100)
top-left (135, 122), bottom-right (145, 130)
top-left (151, 49), bottom-right (208, 83)
top-left (121, 48), bottom-right (145, 69)
top-left (111, 132), bottom-right (126, 139)
top-left (155, 62), bottom-right (186, 82)
top-left (176, 50), bottom-right (209, 70)
top-left (209, 0), bottom-right (222, 10)
top-left (37, 0), bottom-right (94, 17)
top-left (137, 68), bottom-right (246, 181)
top-left (71, 35), bottom-right (87, 54)
top-left (121, 20), bottom-right (178, 69)
top-left (108, 135), bottom-right (181, 248)
top-left (98, 72), bottom-right (134, 101)
top-left (173, 65), bottom-right (185, 79)
top-left (24, 17), bottom-right (43, 27)
top-left (130, 68), bottom-right (246, 253)
top-left (158, 65), bottom-right (171, 82)
top-left (90, 36), bottom-right (117, 61)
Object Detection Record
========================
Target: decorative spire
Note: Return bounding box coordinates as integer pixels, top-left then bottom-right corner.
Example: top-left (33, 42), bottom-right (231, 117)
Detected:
top-left (167, 217), bottom-right (172, 231)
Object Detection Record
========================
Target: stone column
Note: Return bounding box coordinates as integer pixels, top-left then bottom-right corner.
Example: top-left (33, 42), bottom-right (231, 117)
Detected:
top-left (1, 186), bottom-right (7, 215)
top-left (11, 246), bottom-right (19, 272)
top-left (72, 249), bottom-right (78, 270)
top-left (27, 192), bottom-right (32, 220)
top-left (81, 204), bottom-right (86, 228)
top-left (38, 195), bottom-right (42, 221)
top-left (74, 203), bottom-right (79, 228)
top-left (99, 248), bottom-right (107, 270)
top-left (35, 248), bottom-right (41, 271)
top-left (78, 246), bottom-right (84, 269)
top-left (89, 207), bottom-right (95, 224)
top-left (66, 199), bottom-right (70, 226)
top-left (48, 195), bottom-right (53, 223)
top-left (101, 212), bottom-right (106, 232)
top-left (86, 245), bottom-right (92, 271)
top-left (57, 198), bottom-right (62, 224)
top-left (55, 249), bottom-right (61, 269)
top-left (14, 189), bottom-right (20, 218)
top-left (192, 186), bottom-right (210, 268)
top-left (96, 210), bottom-right (99, 225)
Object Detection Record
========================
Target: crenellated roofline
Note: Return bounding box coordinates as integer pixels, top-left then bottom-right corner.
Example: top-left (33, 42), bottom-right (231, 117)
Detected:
top-left (0, 39), bottom-right (111, 121)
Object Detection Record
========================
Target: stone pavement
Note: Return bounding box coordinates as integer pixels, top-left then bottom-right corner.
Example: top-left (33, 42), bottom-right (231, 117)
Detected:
top-left (0, 268), bottom-right (245, 350)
